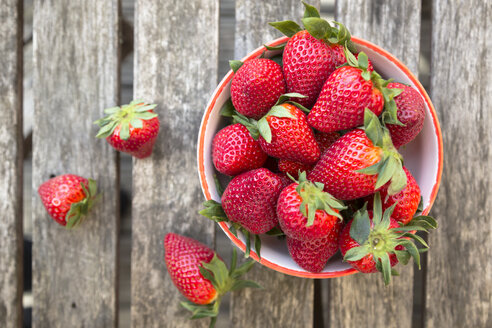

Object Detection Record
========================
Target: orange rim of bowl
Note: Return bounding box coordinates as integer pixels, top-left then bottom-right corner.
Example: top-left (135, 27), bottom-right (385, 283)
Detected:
top-left (197, 36), bottom-right (443, 278)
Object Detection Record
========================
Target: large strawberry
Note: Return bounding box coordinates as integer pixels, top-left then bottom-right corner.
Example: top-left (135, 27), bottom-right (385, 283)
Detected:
top-left (339, 193), bottom-right (436, 285)
top-left (38, 174), bottom-right (98, 228)
top-left (230, 58), bottom-right (286, 120)
top-left (212, 123), bottom-right (267, 176)
top-left (286, 232), bottom-right (341, 273)
top-left (257, 103), bottom-right (320, 164)
top-left (384, 82), bottom-right (426, 148)
top-left (164, 233), bottom-right (260, 326)
top-left (269, 4), bottom-right (354, 108)
top-left (276, 172), bottom-right (345, 241)
top-left (221, 168), bottom-right (284, 234)
top-left (307, 50), bottom-right (385, 132)
top-left (94, 99), bottom-right (160, 158)
top-left (308, 109), bottom-right (407, 200)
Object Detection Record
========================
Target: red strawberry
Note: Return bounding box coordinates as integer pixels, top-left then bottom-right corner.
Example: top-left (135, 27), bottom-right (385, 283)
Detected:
top-left (385, 82), bottom-right (425, 148)
top-left (95, 100), bottom-right (160, 159)
top-left (258, 103), bottom-right (320, 165)
top-left (221, 168), bottom-right (284, 234)
top-left (278, 159), bottom-right (313, 179)
top-left (315, 131), bottom-right (339, 154)
top-left (331, 44), bottom-right (374, 71)
top-left (38, 174), bottom-right (98, 228)
top-left (164, 233), bottom-right (260, 324)
top-left (281, 30), bottom-right (337, 108)
top-left (339, 193), bottom-right (434, 284)
top-left (230, 58), bottom-right (286, 120)
top-left (370, 166), bottom-right (421, 225)
top-left (212, 123), bottom-right (267, 176)
top-left (286, 232), bottom-right (340, 273)
top-left (308, 109), bottom-right (407, 200)
top-left (276, 172), bottom-right (344, 241)
top-left (307, 53), bottom-right (383, 132)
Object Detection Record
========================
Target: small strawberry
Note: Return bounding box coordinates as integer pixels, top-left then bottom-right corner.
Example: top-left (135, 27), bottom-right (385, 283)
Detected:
top-left (164, 233), bottom-right (260, 326)
top-left (339, 193), bottom-right (437, 285)
top-left (38, 174), bottom-right (99, 228)
top-left (308, 109), bottom-right (407, 200)
top-left (221, 168), bottom-right (284, 234)
top-left (94, 100), bottom-right (159, 158)
top-left (276, 172), bottom-right (345, 241)
top-left (257, 103), bottom-right (320, 165)
top-left (384, 82), bottom-right (426, 148)
top-left (286, 232), bottom-right (341, 273)
top-left (269, 5), bottom-right (355, 108)
top-left (212, 123), bottom-right (267, 176)
top-left (307, 50), bottom-right (385, 132)
top-left (230, 58), bottom-right (286, 120)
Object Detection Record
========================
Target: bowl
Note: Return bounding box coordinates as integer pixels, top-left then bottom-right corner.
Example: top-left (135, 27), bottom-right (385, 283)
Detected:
top-left (197, 36), bottom-right (443, 278)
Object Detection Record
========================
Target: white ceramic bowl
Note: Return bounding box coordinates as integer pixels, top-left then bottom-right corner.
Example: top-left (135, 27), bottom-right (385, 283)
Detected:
top-left (197, 36), bottom-right (443, 278)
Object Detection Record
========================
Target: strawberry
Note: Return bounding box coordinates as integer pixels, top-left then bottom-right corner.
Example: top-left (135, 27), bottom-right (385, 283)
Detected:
top-left (286, 232), bottom-right (340, 273)
top-left (339, 193), bottom-right (436, 285)
top-left (221, 168), bottom-right (284, 234)
top-left (384, 82), bottom-right (426, 148)
top-left (307, 51), bottom-right (384, 133)
top-left (368, 166), bottom-right (421, 225)
top-left (269, 4), bottom-right (355, 108)
top-left (164, 233), bottom-right (260, 326)
top-left (230, 58), bottom-right (286, 120)
top-left (276, 172), bottom-right (345, 241)
top-left (94, 100), bottom-right (159, 159)
top-left (38, 174), bottom-right (98, 228)
top-left (315, 131), bottom-right (339, 154)
top-left (212, 123), bottom-right (267, 176)
top-left (331, 44), bottom-right (375, 71)
top-left (308, 109), bottom-right (407, 200)
top-left (257, 103), bottom-right (320, 165)
top-left (278, 159), bottom-right (313, 179)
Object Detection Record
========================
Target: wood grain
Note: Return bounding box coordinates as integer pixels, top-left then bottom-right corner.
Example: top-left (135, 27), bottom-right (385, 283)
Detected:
top-left (229, 1), bottom-right (318, 327)
top-left (425, 1), bottom-right (491, 327)
top-left (326, 1), bottom-right (422, 327)
top-left (0, 0), bottom-right (23, 327)
top-left (131, 1), bottom-right (219, 326)
top-left (32, 1), bottom-right (120, 326)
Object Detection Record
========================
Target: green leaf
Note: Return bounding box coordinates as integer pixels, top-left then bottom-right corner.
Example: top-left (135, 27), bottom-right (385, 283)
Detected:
top-left (398, 239), bottom-right (421, 269)
top-left (95, 120), bottom-right (118, 138)
top-left (103, 106), bottom-right (120, 114)
top-left (257, 117), bottom-right (272, 143)
top-left (230, 280), bottom-right (263, 291)
top-left (245, 231), bottom-right (251, 258)
top-left (333, 21), bottom-right (352, 44)
top-left (265, 226), bottom-right (285, 237)
top-left (199, 266), bottom-right (217, 287)
top-left (134, 111), bottom-right (158, 120)
top-left (220, 99), bottom-right (235, 117)
top-left (254, 234), bottom-right (262, 260)
top-left (343, 45), bottom-right (358, 67)
top-left (358, 52), bottom-right (369, 70)
top-left (88, 178), bottom-right (97, 197)
top-left (387, 161), bottom-right (407, 195)
top-left (373, 192), bottom-right (382, 224)
top-left (302, 1), bottom-right (321, 18)
top-left (402, 232), bottom-right (429, 248)
top-left (391, 268), bottom-right (400, 276)
top-left (380, 202), bottom-right (397, 229)
top-left (201, 254), bottom-right (229, 290)
top-left (267, 105), bottom-right (296, 119)
top-left (395, 250), bottom-right (411, 265)
top-left (199, 200), bottom-right (228, 222)
top-left (270, 54), bottom-right (283, 66)
top-left (375, 156), bottom-right (397, 190)
top-left (361, 70), bottom-right (371, 81)
top-left (274, 93), bottom-right (307, 106)
top-left (343, 245), bottom-right (368, 262)
top-left (229, 60), bottom-right (243, 73)
top-left (268, 20), bottom-right (302, 37)
top-left (229, 247), bottom-right (237, 275)
top-left (130, 118), bottom-right (143, 129)
top-left (213, 175), bottom-right (225, 197)
top-left (364, 108), bottom-right (384, 147)
top-left (286, 101), bottom-right (310, 113)
top-left (410, 215), bottom-right (438, 229)
top-left (264, 42), bottom-right (287, 51)
top-left (133, 104), bottom-right (157, 112)
top-left (302, 17), bottom-right (331, 40)
top-left (232, 114), bottom-right (259, 139)
top-left (231, 260), bottom-right (255, 279)
top-left (417, 196), bottom-right (424, 213)
top-left (379, 253), bottom-right (392, 286)
top-left (350, 211), bottom-right (371, 245)
top-left (356, 161), bottom-right (382, 175)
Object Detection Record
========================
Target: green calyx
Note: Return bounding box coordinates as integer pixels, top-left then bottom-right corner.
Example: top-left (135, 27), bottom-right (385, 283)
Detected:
top-left (344, 193), bottom-right (437, 285)
top-left (65, 179), bottom-right (100, 229)
top-left (357, 109), bottom-right (407, 195)
top-left (94, 99), bottom-right (158, 140)
top-left (291, 171), bottom-right (346, 226)
top-left (181, 248), bottom-right (262, 327)
top-left (269, 2), bottom-right (357, 51)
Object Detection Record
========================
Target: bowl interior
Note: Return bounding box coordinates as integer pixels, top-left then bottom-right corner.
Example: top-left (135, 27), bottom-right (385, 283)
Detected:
top-left (197, 36), bottom-right (442, 278)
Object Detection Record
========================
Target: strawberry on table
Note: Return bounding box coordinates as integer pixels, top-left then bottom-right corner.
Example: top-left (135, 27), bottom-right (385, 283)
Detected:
top-left (339, 193), bottom-right (437, 285)
top-left (308, 109), bottom-right (407, 200)
top-left (384, 82), bottom-right (426, 148)
top-left (230, 58), bottom-right (286, 120)
top-left (164, 233), bottom-right (260, 327)
top-left (38, 174), bottom-right (99, 228)
top-left (94, 99), bottom-right (159, 159)
top-left (212, 123), bottom-right (267, 176)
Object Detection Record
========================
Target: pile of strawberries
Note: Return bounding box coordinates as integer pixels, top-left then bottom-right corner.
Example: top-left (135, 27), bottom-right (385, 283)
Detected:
top-left (202, 2), bottom-right (437, 284)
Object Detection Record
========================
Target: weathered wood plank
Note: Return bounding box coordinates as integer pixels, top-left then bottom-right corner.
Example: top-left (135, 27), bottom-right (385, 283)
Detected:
top-left (32, 1), bottom-right (120, 326)
top-left (131, 1), bottom-right (219, 326)
top-left (425, 1), bottom-right (491, 327)
top-left (0, 0), bottom-right (23, 327)
top-left (326, 1), bottom-right (422, 327)
top-left (229, 2), bottom-right (318, 327)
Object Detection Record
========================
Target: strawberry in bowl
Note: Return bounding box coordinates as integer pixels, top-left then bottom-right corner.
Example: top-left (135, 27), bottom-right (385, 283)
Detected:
top-left (197, 3), bottom-right (442, 279)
